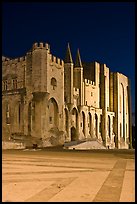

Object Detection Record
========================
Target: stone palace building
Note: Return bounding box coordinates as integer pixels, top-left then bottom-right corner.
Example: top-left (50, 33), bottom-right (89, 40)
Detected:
top-left (2, 42), bottom-right (132, 149)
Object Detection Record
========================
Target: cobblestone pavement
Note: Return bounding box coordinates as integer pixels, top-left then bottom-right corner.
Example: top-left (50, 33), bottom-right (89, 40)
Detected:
top-left (2, 149), bottom-right (135, 202)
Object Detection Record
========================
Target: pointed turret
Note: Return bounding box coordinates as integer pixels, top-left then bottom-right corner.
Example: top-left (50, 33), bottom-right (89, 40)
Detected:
top-left (75, 49), bottom-right (82, 68)
top-left (64, 43), bottom-right (73, 63)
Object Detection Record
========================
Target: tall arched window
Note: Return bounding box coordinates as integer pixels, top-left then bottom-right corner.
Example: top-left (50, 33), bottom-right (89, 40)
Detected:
top-left (13, 79), bottom-right (17, 89)
top-left (82, 111), bottom-right (85, 136)
top-left (88, 112), bottom-right (92, 137)
top-left (3, 80), bottom-right (8, 91)
top-left (64, 108), bottom-right (69, 132)
top-left (95, 113), bottom-right (98, 138)
top-left (48, 98), bottom-right (59, 127)
top-left (51, 78), bottom-right (57, 90)
top-left (108, 115), bottom-right (111, 137)
top-left (6, 103), bottom-right (10, 124)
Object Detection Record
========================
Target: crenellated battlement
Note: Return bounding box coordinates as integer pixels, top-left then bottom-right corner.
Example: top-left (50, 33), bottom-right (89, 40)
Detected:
top-left (84, 78), bottom-right (95, 86)
top-left (2, 56), bottom-right (10, 61)
top-left (50, 54), bottom-right (64, 67)
top-left (32, 42), bottom-right (50, 52)
top-left (2, 56), bottom-right (26, 66)
top-left (32, 42), bottom-right (64, 67)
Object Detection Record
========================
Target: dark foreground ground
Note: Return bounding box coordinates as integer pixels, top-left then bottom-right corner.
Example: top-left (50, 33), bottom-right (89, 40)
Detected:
top-left (2, 148), bottom-right (135, 202)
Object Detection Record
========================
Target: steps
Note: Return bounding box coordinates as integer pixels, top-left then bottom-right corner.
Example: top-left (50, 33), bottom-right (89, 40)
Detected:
top-left (64, 140), bottom-right (106, 150)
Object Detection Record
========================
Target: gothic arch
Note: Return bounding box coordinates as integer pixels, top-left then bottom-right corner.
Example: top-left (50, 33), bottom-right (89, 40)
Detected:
top-left (95, 113), bottom-right (98, 138)
top-left (108, 115), bottom-right (111, 137)
top-left (81, 111), bottom-right (85, 136)
top-left (51, 77), bottom-right (57, 90)
top-left (71, 126), bottom-right (77, 141)
top-left (64, 108), bottom-right (69, 133)
top-left (47, 97), bottom-right (59, 128)
top-left (100, 114), bottom-right (103, 139)
top-left (71, 107), bottom-right (78, 129)
top-left (88, 112), bottom-right (92, 137)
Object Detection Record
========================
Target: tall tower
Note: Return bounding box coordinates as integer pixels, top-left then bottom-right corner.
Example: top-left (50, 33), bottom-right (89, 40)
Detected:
top-left (64, 43), bottom-right (74, 104)
top-left (74, 49), bottom-right (84, 105)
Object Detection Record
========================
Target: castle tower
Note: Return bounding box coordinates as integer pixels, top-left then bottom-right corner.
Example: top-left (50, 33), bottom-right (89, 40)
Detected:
top-left (74, 49), bottom-right (84, 105)
top-left (64, 43), bottom-right (74, 104)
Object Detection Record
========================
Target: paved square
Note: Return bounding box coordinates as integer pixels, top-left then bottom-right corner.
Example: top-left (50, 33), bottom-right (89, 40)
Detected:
top-left (2, 149), bottom-right (135, 202)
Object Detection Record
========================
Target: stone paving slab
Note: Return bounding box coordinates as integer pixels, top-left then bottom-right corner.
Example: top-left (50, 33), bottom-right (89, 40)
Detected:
top-left (120, 170), bottom-right (135, 202)
top-left (48, 172), bottom-right (109, 202)
top-left (2, 149), bottom-right (135, 202)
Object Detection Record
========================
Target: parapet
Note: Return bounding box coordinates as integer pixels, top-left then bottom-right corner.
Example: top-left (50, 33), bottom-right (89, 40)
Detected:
top-left (2, 55), bottom-right (26, 66)
top-left (2, 56), bottom-right (10, 61)
top-left (84, 78), bottom-right (95, 86)
top-left (32, 42), bottom-right (50, 52)
top-left (50, 54), bottom-right (64, 67)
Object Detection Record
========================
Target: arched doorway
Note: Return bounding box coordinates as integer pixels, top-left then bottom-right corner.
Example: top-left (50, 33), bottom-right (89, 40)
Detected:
top-left (71, 126), bottom-right (77, 141)
top-left (100, 115), bottom-right (103, 140)
top-left (47, 98), bottom-right (59, 128)
top-left (82, 111), bottom-right (85, 136)
top-left (95, 113), bottom-right (98, 138)
top-left (71, 108), bottom-right (78, 128)
top-left (88, 112), bottom-right (92, 137)
top-left (64, 108), bottom-right (69, 133)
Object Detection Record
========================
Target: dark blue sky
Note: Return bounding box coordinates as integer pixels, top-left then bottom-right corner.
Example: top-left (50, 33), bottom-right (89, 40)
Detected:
top-left (2, 2), bottom-right (135, 113)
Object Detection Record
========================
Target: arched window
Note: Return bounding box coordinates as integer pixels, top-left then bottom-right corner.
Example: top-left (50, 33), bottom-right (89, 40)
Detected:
top-left (82, 111), bottom-right (85, 136)
top-left (48, 98), bottom-right (59, 127)
top-left (6, 103), bottom-right (10, 124)
top-left (3, 80), bottom-right (8, 91)
top-left (51, 78), bottom-right (57, 90)
top-left (13, 79), bottom-right (17, 89)
top-left (95, 113), bottom-right (98, 138)
top-left (64, 109), bottom-right (69, 132)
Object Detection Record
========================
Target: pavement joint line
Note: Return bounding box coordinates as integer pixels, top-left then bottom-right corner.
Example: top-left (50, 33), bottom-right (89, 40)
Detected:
top-left (2, 163), bottom-right (113, 171)
top-left (93, 159), bottom-right (127, 202)
top-left (2, 169), bottom-right (102, 175)
top-left (2, 150), bottom-right (135, 202)
top-left (2, 177), bottom-right (77, 184)
top-left (25, 177), bottom-right (77, 202)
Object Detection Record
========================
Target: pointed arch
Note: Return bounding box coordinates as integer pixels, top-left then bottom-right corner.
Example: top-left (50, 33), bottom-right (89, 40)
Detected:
top-left (95, 113), bottom-right (98, 138)
top-left (47, 98), bottom-right (59, 128)
top-left (88, 112), bottom-right (92, 137)
top-left (81, 111), bottom-right (85, 136)
top-left (64, 108), bottom-right (69, 133)
top-left (71, 126), bottom-right (77, 141)
top-left (71, 107), bottom-right (78, 129)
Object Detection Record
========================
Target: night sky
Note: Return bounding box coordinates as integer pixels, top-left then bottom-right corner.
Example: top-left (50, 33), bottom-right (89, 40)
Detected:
top-left (2, 2), bottom-right (135, 113)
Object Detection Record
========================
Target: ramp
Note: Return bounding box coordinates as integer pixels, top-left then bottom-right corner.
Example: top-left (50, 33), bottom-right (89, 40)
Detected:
top-left (64, 140), bottom-right (106, 150)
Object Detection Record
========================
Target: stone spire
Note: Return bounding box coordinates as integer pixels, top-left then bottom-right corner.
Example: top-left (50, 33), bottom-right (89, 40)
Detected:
top-left (75, 49), bottom-right (82, 68)
top-left (64, 43), bottom-right (73, 63)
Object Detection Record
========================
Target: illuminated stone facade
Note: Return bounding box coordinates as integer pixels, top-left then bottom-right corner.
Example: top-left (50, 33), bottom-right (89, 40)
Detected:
top-left (2, 42), bottom-right (132, 149)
